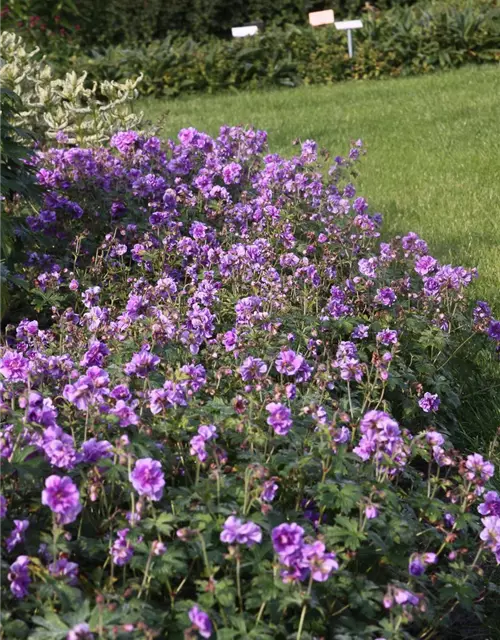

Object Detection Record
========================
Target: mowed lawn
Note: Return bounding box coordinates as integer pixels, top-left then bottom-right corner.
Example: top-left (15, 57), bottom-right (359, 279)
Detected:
top-left (141, 65), bottom-right (500, 311)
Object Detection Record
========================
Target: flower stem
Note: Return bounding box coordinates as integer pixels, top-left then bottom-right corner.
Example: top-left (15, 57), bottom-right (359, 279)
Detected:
top-left (138, 549), bottom-right (153, 599)
top-left (297, 574), bottom-right (313, 640)
top-left (236, 553), bottom-right (243, 612)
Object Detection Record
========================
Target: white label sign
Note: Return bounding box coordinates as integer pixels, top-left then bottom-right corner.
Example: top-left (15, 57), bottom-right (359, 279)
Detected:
top-left (232, 25), bottom-right (259, 38)
top-left (308, 10), bottom-right (334, 26)
top-left (335, 20), bottom-right (363, 30)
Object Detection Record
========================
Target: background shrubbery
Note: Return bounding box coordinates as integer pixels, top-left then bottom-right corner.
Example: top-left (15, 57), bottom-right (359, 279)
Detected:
top-left (2, 1), bottom-right (498, 98)
top-left (3, 0), bottom-right (419, 45)
top-left (61, 3), bottom-right (500, 98)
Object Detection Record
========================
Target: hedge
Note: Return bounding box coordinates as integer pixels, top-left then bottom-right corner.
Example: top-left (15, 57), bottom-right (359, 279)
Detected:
top-left (64, 3), bottom-right (499, 98)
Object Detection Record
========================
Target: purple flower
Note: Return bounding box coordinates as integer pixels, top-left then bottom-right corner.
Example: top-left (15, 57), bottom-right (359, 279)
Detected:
top-left (42, 476), bottom-right (82, 525)
top-left (222, 162), bottom-right (242, 185)
top-left (353, 410), bottom-right (407, 471)
top-left (80, 341), bottom-right (110, 368)
top-left (383, 586), bottom-right (419, 609)
top-left (63, 367), bottom-right (110, 411)
top-left (423, 276), bottom-right (441, 297)
top-left (478, 491), bottom-right (500, 517)
top-left (261, 479), bottom-right (278, 502)
top-left (130, 458), bottom-right (165, 501)
top-left (365, 505), bottom-right (378, 519)
top-left (358, 257), bottom-right (378, 278)
top-left (301, 540), bottom-right (338, 582)
top-left (223, 329), bottom-right (238, 352)
top-left (81, 438), bottom-right (113, 463)
top-left (49, 557), bottom-right (79, 585)
top-left (67, 623), bottom-right (94, 640)
top-left (275, 349), bottom-right (304, 376)
top-left (220, 516), bottom-right (242, 544)
top-left (352, 324), bottom-right (369, 340)
top-left (488, 320), bottom-right (500, 341)
top-left (110, 400), bottom-right (140, 427)
top-left (0, 350), bottom-right (29, 382)
top-left (465, 454), bottom-right (494, 483)
top-left (189, 434), bottom-right (208, 462)
top-left (272, 523), bottom-right (304, 560)
top-left (376, 329), bottom-right (399, 346)
top-left (6, 519), bottom-right (29, 552)
top-left (473, 301), bottom-right (491, 324)
top-left (110, 130), bottom-right (139, 154)
top-left (480, 515), bottom-right (500, 546)
top-left (124, 347), bottom-right (160, 378)
top-left (220, 516), bottom-right (262, 547)
top-left (426, 430), bottom-right (444, 446)
top-left (81, 286), bottom-right (101, 309)
top-left (375, 287), bottom-right (396, 306)
top-left (408, 555), bottom-right (425, 576)
top-left (408, 553), bottom-right (438, 576)
top-left (152, 540), bottom-right (167, 556)
top-left (189, 424), bottom-right (217, 462)
top-left (0, 495), bottom-right (6, 518)
top-left (198, 424), bottom-right (217, 441)
top-left (239, 356), bottom-right (267, 382)
top-left (111, 528), bottom-right (133, 566)
top-left (418, 392), bottom-right (440, 413)
top-left (415, 255), bottom-right (438, 276)
top-left (8, 555), bottom-right (31, 599)
top-left (266, 402), bottom-right (292, 436)
top-left (188, 605), bottom-right (213, 639)
top-left (0, 426), bottom-right (13, 458)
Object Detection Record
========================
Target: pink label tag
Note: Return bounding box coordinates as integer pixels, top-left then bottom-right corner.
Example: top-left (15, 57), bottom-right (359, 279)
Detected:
top-left (308, 10), bottom-right (335, 26)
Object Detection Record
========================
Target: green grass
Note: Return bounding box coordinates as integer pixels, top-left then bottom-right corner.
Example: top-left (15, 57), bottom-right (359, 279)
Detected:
top-left (141, 65), bottom-right (500, 311)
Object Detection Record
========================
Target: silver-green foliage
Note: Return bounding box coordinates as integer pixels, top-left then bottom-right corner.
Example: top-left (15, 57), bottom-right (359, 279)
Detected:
top-left (0, 31), bottom-right (144, 146)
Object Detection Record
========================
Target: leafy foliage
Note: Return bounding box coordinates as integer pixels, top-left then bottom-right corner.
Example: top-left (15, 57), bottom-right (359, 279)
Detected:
top-left (66, 2), bottom-right (500, 98)
top-left (0, 31), bottom-right (144, 147)
top-left (0, 86), bottom-right (39, 320)
top-left (2, 0), bottom-right (419, 46)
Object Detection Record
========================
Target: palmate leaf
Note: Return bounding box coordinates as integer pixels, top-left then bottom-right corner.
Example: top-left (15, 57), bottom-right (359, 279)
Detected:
top-left (324, 516), bottom-right (367, 551)
top-left (30, 614), bottom-right (69, 640)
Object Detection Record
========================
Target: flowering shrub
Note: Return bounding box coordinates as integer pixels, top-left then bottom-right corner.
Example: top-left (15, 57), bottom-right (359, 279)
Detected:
top-left (0, 31), bottom-right (144, 147)
top-left (2, 126), bottom-right (500, 638)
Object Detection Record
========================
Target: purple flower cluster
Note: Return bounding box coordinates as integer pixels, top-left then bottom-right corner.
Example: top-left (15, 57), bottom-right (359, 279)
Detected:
top-left (111, 528), bottom-right (134, 566)
top-left (464, 453), bottom-right (494, 492)
top-left (6, 519), bottom-right (29, 552)
top-left (189, 424), bottom-right (217, 462)
top-left (408, 552), bottom-right (437, 576)
top-left (272, 523), bottom-right (338, 583)
top-left (1, 123), bottom-right (496, 633)
top-left (8, 555), bottom-right (31, 598)
top-left (353, 411), bottom-right (408, 472)
top-left (333, 341), bottom-right (364, 382)
top-left (266, 402), bottom-right (293, 436)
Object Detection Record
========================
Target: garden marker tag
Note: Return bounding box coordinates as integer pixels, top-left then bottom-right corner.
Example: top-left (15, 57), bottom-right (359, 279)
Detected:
top-left (334, 19), bottom-right (363, 59)
top-left (308, 10), bottom-right (335, 27)
top-left (231, 25), bottom-right (259, 38)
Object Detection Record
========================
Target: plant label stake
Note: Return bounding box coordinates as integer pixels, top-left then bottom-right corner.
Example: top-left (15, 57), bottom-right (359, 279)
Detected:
top-left (232, 25), bottom-right (259, 38)
top-left (334, 20), bottom-right (363, 58)
top-left (308, 10), bottom-right (335, 27)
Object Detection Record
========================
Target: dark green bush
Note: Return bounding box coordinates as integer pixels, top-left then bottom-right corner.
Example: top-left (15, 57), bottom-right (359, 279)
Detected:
top-left (67, 3), bottom-right (499, 98)
top-left (2, 0), bottom-right (418, 46)
top-left (0, 87), bottom-right (40, 320)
